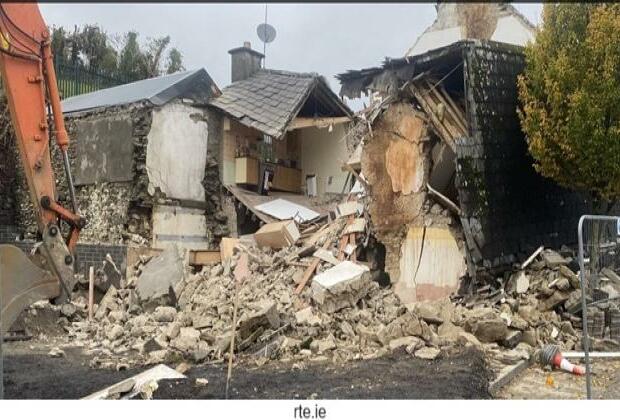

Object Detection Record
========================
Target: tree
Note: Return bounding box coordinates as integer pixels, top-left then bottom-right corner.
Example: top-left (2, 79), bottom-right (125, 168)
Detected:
top-left (518, 4), bottom-right (620, 212)
top-left (143, 36), bottom-right (171, 78)
top-left (74, 25), bottom-right (118, 73)
top-left (118, 31), bottom-right (147, 81)
top-left (166, 47), bottom-right (185, 74)
top-left (50, 26), bottom-right (70, 63)
top-left (49, 24), bottom-right (185, 81)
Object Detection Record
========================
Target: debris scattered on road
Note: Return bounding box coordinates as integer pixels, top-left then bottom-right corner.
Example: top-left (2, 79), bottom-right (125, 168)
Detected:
top-left (82, 364), bottom-right (186, 400)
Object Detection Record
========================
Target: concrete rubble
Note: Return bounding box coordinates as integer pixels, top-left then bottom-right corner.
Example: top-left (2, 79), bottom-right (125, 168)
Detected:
top-left (10, 196), bottom-right (618, 401)
top-left (46, 206), bottom-right (617, 375)
top-left (6, 75), bottom-right (618, 382)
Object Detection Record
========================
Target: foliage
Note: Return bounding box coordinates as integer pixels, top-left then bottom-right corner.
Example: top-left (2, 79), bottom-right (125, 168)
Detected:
top-left (118, 31), bottom-right (146, 80)
top-left (50, 24), bottom-right (185, 82)
top-left (166, 48), bottom-right (185, 74)
top-left (518, 4), bottom-right (620, 208)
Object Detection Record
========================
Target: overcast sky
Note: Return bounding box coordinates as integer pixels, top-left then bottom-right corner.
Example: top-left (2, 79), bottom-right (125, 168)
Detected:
top-left (40, 3), bottom-right (543, 108)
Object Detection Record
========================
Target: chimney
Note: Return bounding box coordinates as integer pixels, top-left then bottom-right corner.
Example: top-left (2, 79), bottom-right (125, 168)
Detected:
top-left (228, 41), bottom-right (264, 83)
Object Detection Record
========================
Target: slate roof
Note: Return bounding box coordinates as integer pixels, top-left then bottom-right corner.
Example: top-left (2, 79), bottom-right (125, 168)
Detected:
top-left (61, 68), bottom-right (220, 114)
top-left (209, 69), bottom-right (352, 139)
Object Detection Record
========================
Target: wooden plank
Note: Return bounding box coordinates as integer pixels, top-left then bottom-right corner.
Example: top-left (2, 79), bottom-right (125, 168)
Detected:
top-left (225, 186), bottom-right (273, 224)
top-left (189, 250), bottom-right (221, 266)
top-left (438, 83), bottom-right (467, 131)
top-left (220, 238), bottom-right (240, 261)
top-left (294, 240), bottom-right (330, 295)
top-left (349, 233), bottom-right (357, 262)
top-left (337, 234), bottom-right (349, 261)
top-left (409, 85), bottom-right (456, 151)
top-left (287, 116), bottom-right (351, 131)
top-left (424, 79), bottom-right (467, 136)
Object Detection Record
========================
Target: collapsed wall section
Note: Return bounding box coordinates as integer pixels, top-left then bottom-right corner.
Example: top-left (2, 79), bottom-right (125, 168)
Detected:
top-left (361, 102), bottom-right (466, 303)
top-left (458, 43), bottom-right (591, 269)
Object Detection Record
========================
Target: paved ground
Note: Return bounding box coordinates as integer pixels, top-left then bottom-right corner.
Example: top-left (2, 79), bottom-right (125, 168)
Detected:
top-left (2, 341), bottom-right (491, 399)
top-left (498, 359), bottom-right (620, 399)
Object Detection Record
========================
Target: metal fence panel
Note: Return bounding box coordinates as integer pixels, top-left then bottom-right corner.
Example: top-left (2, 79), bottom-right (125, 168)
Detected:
top-left (53, 58), bottom-right (131, 99)
top-left (577, 215), bottom-right (620, 399)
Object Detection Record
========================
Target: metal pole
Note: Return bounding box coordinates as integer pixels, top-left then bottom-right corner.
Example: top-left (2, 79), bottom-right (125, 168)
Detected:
top-left (262, 4), bottom-right (268, 68)
top-left (578, 215), bottom-right (593, 399)
top-left (88, 266), bottom-right (94, 322)
top-left (61, 148), bottom-right (79, 214)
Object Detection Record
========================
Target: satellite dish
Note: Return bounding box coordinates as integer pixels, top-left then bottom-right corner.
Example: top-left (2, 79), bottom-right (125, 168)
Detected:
top-left (257, 23), bottom-right (276, 44)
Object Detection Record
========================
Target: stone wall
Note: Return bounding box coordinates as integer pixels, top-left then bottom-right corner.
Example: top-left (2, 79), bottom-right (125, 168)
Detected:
top-left (0, 89), bottom-right (18, 226)
top-left (202, 107), bottom-right (230, 245)
top-left (5, 96), bottom-right (227, 249)
top-left (11, 102), bottom-right (154, 244)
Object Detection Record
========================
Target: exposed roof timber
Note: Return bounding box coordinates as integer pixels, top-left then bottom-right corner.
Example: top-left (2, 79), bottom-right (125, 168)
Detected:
top-left (287, 116), bottom-right (351, 131)
top-left (336, 40), bottom-right (524, 99)
top-left (210, 69), bottom-right (352, 140)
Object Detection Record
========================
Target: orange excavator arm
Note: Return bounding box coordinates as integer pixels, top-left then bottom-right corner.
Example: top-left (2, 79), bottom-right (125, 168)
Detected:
top-left (0, 3), bottom-right (85, 334)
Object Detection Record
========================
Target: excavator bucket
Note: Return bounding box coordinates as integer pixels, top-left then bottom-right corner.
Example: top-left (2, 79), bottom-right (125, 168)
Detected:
top-left (0, 244), bottom-right (59, 335)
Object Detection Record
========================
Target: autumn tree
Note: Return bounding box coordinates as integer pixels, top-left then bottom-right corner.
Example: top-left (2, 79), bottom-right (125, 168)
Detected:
top-left (518, 3), bottom-right (620, 212)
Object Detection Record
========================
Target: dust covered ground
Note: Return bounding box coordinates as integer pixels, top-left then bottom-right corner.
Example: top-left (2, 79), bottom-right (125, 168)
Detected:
top-left (2, 341), bottom-right (491, 399)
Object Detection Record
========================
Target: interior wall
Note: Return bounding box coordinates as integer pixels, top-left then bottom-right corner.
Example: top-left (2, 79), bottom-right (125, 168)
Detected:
top-left (222, 119), bottom-right (259, 185)
top-left (146, 102), bottom-right (209, 201)
top-left (299, 123), bottom-right (349, 197)
top-left (222, 118), bottom-right (301, 186)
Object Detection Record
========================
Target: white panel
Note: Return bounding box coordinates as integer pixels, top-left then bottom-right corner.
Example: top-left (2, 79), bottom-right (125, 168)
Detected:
top-left (491, 16), bottom-right (535, 46)
top-left (254, 199), bottom-right (320, 223)
top-left (152, 205), bottom-right (209, 249)
top-left (146, 102), bottom-right (208, 201)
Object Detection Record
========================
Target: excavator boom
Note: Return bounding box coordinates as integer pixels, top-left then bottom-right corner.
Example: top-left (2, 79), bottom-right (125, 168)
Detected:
top-left (0, 3), bottom-right (84, 335)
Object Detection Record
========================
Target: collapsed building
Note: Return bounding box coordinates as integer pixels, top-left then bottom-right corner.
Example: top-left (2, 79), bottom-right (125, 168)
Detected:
top-left (337, 40), bottom-right (592, 303)
top-left (0, 42), bottom-right (354, 280)
top-left (210, 42), bottom-right (353, 234)
top-left (1, 69), bottom-right (224, 279)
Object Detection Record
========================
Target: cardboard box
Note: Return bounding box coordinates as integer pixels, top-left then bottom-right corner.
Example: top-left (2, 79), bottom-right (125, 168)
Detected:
top-left (254, 220), bottom-right (300, 249)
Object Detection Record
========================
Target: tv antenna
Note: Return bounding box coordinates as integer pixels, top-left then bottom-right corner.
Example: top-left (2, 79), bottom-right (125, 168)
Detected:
top-left (257, 4), bottom-right (276, 67)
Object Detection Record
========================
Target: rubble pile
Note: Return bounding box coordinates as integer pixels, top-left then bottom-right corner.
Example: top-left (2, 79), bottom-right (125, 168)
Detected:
top-left (21, 178), bottom-right (615, 375)
top-left (56, 205), bottom-right (451, 368)
top-left (456, 248), bottom-right (620, 360)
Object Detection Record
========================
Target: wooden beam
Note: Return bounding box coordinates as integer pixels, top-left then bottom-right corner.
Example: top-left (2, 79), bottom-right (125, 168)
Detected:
top-left (189, 250), bottom-right (222, 266)
top-left (287, 116), bottom-right (351, 131)
top-left (294, 240), bottom-right (331, 294)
